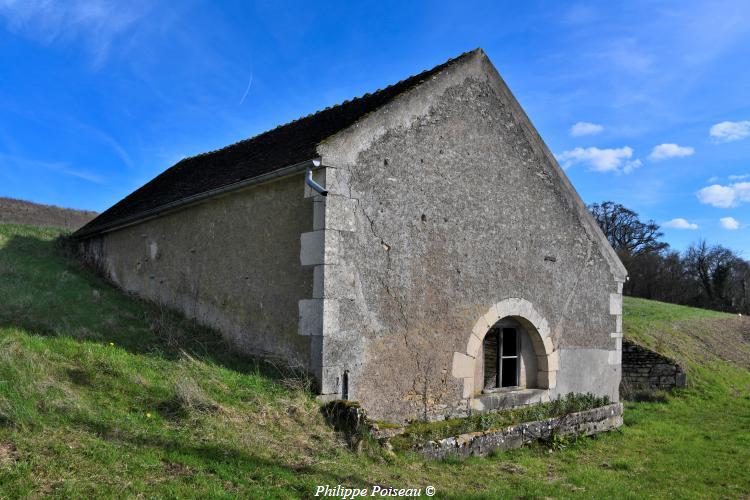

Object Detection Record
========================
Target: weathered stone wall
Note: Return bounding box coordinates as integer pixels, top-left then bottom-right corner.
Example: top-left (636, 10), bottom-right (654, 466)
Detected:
top-left (78, 174), bottom-right (314, 368)
top-left (417, 403), bottom-right (623, 459)
top-left (621, 339), bottom-right (687, 393)
top-left (313, 50), bottom-right (626, 423)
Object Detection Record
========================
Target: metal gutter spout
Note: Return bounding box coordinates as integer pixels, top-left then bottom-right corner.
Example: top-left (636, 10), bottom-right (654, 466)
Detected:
top-left (305, 161), bottom-right (328, 196)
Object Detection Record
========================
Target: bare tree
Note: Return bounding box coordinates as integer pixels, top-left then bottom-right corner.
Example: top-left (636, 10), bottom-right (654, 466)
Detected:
top-left (587, 201), bottom-right (750, 314)
top-left (683, 240), bottom-right (741, 308)
top-left (588, 202), bottom-right (668, 256)
top-left (727, 259), bottom-right (750, 312)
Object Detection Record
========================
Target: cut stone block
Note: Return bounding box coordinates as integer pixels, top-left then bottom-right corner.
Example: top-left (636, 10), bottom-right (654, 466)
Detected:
top-left (300, 230), bottom-right (325, 266)
top-left (543, 337), bottom-right (554, 354)
top-left (466, 333), bottom-right (482, 359)
top-left (462, 377), bottom-right (474, 398)
top-left (452, 351), bottom-right (475, 379)
top-left (609, 293), bottom-right (623, 315)
top-left (537, 350), bottom-right (559, 372)
top-left (471, 316), bottom-right (491, 339)
top-left (312, 265), bottom-right (325, 298)
top-left (608, 349), bottom-right (622, 365)
top-left (298, 298), bottom-right (339, 336)
top-left (325, 195), bottom-right (357, 232)
top-left (539, 370), bottom-right (557, 389)
top-left (313, 199), bottom-right (326, 230)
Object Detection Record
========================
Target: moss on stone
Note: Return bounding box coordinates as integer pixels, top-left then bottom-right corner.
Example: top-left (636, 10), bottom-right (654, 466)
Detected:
top-left (390, 392), bottom-right (610, 451)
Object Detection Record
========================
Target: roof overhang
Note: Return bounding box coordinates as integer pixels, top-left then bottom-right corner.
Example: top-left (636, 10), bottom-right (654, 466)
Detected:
top-left (73, 157), bottom-right (322, 240)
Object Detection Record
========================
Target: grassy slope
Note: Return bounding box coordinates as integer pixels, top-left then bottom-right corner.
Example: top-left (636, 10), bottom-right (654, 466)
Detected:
top-left (0, 223), bottom-right (749, 498)
top-left (0, 198), bottom-right (96, 230)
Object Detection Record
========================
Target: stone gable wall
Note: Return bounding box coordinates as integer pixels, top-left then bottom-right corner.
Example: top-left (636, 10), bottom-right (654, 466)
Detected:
top-left (315, 51), bottom-right (624, 423)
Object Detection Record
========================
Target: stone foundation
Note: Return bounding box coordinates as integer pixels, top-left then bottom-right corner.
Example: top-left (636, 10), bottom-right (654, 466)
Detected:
top-left (417, 403), bottom-right (623, 459)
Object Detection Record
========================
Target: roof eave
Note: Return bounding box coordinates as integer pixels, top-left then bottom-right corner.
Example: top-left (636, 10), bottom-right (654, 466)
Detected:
top-left (73, 157), bottom-right (322, 240)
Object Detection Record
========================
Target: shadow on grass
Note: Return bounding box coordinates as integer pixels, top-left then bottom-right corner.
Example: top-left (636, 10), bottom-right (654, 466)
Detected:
top-left (0, 231), bottom-right (305, 384)
top-left (67, 412), bottom-right (377, 492)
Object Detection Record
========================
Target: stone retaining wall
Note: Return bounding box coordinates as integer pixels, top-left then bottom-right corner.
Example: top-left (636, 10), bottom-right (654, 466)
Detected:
top-left (621, 340), bottom-right (686, 393)
top-left (417, 403), bottom-right (623, 459)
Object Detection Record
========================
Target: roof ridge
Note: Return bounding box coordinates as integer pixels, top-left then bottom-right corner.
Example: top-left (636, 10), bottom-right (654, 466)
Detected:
top-left (174, 49), bottom-right (480, 165)
top-left (75, 49), bottom-right (483, 238)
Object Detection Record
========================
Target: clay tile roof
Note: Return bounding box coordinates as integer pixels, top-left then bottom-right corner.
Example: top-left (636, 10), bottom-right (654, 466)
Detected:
top-left (75, 49), bottom-right (480, 238)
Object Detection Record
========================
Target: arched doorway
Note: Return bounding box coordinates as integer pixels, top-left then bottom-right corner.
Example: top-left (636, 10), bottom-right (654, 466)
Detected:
top-left (480, 318), bottom-right (537, 392)
top-left (452, 298), bottom-right (559, 403)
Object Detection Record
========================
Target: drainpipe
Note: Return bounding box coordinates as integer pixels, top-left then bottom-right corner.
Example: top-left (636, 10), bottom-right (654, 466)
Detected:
top-left (305, 162), bottom-right (328, 196)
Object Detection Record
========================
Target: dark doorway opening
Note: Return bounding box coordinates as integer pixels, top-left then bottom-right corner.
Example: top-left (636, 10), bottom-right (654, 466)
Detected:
top-left (483, 326), bottom-right (519, 390)
top-left (341, 370), bottom-right (349, 400)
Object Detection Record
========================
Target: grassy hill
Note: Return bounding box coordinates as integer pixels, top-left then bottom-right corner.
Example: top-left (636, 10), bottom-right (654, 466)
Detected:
top-left (0, 197), bottom-right (97, 230)
top-left (0, 223), bottom-right (749, 498)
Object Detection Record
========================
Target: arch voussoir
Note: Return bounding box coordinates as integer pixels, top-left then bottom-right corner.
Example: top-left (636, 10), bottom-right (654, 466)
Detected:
top-left (452, 297), bottom-right (559, 396)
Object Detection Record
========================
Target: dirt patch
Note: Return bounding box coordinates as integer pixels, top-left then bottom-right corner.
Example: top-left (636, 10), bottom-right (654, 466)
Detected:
top-left (499, 462), bottom-right (527, 474)
top-left (683, 317), bottom-right (750, 370)
top-left (163, 461), bottom-right (196, 477)
top-left (0, 442), bottom-right (20, 467)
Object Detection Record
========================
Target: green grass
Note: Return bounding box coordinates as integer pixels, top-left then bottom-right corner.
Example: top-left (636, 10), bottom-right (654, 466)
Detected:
top-left (624, 295), bottom-right (750, 394)
top-left (0, 223), bottom-right (749, 498)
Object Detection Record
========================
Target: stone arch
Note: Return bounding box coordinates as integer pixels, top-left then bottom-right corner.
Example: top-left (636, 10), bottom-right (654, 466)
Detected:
top-left (452, 298), bottom-right (559, 399)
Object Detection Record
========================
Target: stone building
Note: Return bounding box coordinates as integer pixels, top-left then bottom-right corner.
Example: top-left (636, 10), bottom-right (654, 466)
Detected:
top-left (75, 49), bottom-right (627, 423)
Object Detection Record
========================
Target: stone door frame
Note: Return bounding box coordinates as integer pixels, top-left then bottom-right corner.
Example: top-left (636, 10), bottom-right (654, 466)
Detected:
top-left (452, 297), bottom-right (559, 399)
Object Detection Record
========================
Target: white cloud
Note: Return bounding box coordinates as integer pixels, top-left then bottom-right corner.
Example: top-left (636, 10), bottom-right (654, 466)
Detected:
top-left (728, 174), bottom-right (749, 180)
top-left (696, 182), bottom-right (750, 208)
top-left (710, 121), bottom-right (750, 143)
top-left (648, 143), bottom-right (695, 161)
top-left (663, 218), bottom-right (698, 230)
top-left (0, 0), bottom-right (149, 67)
top-left (720, 217), bottom-right (740, 230)
top-left (622, 158), bottom-right (642, 174)
top-left (556, 146), bottom-right (640, 174)
top-left (570, 122), bottom-right (604, 137)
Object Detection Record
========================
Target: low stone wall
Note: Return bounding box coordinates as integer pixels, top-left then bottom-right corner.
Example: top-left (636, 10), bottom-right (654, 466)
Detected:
top-left (416, 403), bottom-right (623, 459)
top-left (621, 340), bottom-right (686, 393)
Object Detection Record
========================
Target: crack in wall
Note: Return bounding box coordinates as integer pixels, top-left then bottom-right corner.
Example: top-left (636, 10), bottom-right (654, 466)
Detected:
top-left (354, 192), bottom-right (412, 351)
top-left (555, 235), bottom-right (594, 343)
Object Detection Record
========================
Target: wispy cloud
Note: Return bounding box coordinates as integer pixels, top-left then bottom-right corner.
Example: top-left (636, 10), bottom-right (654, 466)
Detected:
top-left (590, 38), bottom-right (654, 75)
top-left (648, 143), bottom-right (694, 161)
top-left (71, 121), bottom-right (134, 169)
top-left (556, 146), bottom-right (641, 174)
top-left (239, 73), bottom-right (254, 105)
top-left (696, 182), bottom-right (750, 208)
top-left (663, 218), bottom-right (698, 230)
top-left (0, 152), bottom-right (105, 183)
top-left (720, 216), bottom-right (740, 230)
top-left (728, 174), bottom-right (750, 180)
top-left (0, 0), bottom-right (150, 67)
top-left (569, 121), bottom-right (603, 137)
top-left (709, 120), bottom-right (750, 143)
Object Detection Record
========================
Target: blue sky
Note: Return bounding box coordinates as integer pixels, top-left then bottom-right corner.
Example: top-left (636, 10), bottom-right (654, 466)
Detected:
top-left (1, 0), bottom-right (749, 254)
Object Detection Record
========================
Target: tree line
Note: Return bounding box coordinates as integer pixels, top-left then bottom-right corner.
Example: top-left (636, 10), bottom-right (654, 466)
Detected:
top-left (588, 201), bottom-right (750, 314)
